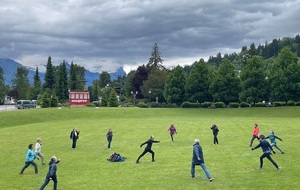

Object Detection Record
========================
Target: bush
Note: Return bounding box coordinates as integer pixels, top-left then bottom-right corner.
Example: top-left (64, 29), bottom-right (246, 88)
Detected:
top-left (200, 102), bottom-right (213, 108)
top-left (295, 102), bottom-right (300, 106)
top-left (150, 102), bottom-right (160, 108)
top-left (215, 102), bottom-right (226, 108)
top-left (181, 101), bottom-right (199, 108)
top-left (240, 102), bottom-right (250, 108)
top-left (166, 103), bottom-right (177, 108)
top-left (287, 100), bottom-right (296, 106)
top-left (228, 102), bottom-right (239, 108)
top-left (273, 101), bottom-right (286, 106)
top-left (161, 102), bottom-right (167, 108)
top-left (252, 102), bottom-right (265, 107)
top-left (137, 102), bottom-right (148, 108)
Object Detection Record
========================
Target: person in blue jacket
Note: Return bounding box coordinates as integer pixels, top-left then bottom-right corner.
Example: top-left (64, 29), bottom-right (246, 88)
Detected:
top-left (266, 130), bottom-right (284, 154)
top-left (19, 144), bottom-right (39, 174)
top-left (191, 139), bottom-right (213, 182)
top-left (251, 134), bottom-right (280, 171)
top-left (40, 156), bottom-right (60, 190)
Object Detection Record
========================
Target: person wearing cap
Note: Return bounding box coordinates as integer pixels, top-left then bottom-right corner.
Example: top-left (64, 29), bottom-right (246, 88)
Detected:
top-left (39, 156), bottom-right (60, 190)
top-left (249, 124), bottom-right (260, 147)
top-left (19, 144), bottom-right (39, 174)
top-left (136, 135), bottom-right (160, 163)
top-left (35, 138), bottom-right (45, 165)
top-left (191, 139), bottom-right (213, 182)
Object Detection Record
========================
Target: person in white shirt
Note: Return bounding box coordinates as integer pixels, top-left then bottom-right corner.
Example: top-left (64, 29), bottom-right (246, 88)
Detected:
top-left (35, 138), bottom-right (45, 165)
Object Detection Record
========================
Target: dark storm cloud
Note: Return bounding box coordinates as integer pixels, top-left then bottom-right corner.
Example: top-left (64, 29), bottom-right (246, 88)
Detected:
top-left (0, 0), bottom-right (299, 73)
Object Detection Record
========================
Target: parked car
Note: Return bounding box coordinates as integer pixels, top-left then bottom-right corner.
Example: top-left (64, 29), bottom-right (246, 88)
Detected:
top-left (15, 100), bottom-right (36, 109)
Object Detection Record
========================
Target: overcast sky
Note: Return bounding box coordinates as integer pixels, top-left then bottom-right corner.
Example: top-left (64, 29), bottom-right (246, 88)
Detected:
top-left (1, 0), bottom-right (299, 73)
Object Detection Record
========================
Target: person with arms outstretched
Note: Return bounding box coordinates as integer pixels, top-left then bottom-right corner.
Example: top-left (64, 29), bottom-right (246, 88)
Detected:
top-left (266, 130), bottom-right (284, 154)
top-left (136, 135), bottom-right (160, 163)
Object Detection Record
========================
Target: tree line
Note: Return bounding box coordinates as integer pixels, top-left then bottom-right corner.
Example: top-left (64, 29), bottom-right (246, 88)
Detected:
top-left (0, 35), bottom-right (300, 107)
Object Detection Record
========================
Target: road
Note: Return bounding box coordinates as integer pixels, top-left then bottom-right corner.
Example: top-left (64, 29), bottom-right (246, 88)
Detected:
top-left (0, 105), bottom-right (18, 112)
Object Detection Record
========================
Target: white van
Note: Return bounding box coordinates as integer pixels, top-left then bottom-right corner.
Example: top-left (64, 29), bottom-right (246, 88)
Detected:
top-left (15, 100), bottom-right (36, 109)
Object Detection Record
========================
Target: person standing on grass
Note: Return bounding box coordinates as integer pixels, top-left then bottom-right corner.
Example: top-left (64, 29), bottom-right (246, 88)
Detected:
top-left (249, 124), bottom-right (260, 147)
top-left (136, 135), bottom-right (160, 163)
top-left (106, 128), bottom-right (113, 149)
top-left (20, 144), bottom-right (39, 174)
top-left (251, 134), bottom-right (280, 171)
top-left (70, 128), bottom-right (80, 149)
top-left (168, 123), bottom-right (177, 142)
top-left (35, 138), bottom-right (45, 165)
top-left (39, 156), bottom-right (60, 190)
top-left (266, 130), bottom-right (284, 154)
top-left (191, 139), bottom-right (213, 182)
top-left (210, 124), bottom-right (219, 145)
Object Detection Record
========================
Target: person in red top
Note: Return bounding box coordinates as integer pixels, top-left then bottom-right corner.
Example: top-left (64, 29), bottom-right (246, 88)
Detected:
top-left (249, 124), bottom-right (260, 147)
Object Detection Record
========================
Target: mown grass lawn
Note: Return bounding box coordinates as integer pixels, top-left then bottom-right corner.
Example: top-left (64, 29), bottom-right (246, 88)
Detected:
top-left (0, 107), bottom-right (299, 190)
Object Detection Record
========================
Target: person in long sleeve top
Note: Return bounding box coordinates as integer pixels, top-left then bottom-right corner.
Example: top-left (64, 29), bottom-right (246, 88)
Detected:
top-left (39, 156), bottom-right (60, 190)
top-left (20, 144), bottom-right (38, 174)
top-left (136, 135), bottom-right (160, 163)
top-left (249, 124), bottom-right (260, 147)
top-left (191, 139), bottom-right (213, 182)
top-left (70, 128), bottom-right (80, 149)
top-left (106, 128), bottom-right (113, 149)
top-left (251, 134), bottom-right (280, 171)
top-left (168, 124), bottom-right (177, 142)
top-left (211, 124), bottom-right (219, 145)
top-left (35, 138), bottom-right (45, 165)
top-left (266, 130), bottom-right (284, 154)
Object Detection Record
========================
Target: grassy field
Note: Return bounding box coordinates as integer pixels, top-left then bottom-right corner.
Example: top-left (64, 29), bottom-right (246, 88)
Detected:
top-left (0, 107), bottom-right (299, 190)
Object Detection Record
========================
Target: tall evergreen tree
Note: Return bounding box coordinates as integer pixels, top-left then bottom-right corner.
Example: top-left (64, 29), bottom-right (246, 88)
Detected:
top-left (146, 43), bottom-right (164, 70)
top-left (131, 65), bottom-right (148, 98)
top-left (99, 71), bottom-right (111, 88)
top-left (163, 65), bottom-right (186, 104)
top-left (43, 56), bottom-right (55, 94)
top-left (29, 67), bottom-right (42, 100)
top-left (69, 62), bottom-right (86, 91)
top-left (0, 67), bottom-right (7, 103)
top-left (12, 67), bottom-right (30, 100)
top-left (57, 61), bottom-right (69, 102)
top-left (108, 89), bottom-right (119, 107)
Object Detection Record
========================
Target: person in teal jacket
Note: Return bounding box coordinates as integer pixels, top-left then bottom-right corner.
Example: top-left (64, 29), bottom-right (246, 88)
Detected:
top-left (20, 144), bottom-right (38, 174)
top-left (266, 130), bottom-right (284, 154)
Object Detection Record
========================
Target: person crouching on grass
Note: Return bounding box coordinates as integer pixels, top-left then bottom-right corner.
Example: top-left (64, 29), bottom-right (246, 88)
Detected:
top-left (39, 156), bottom-right (60, 190)
top-left (251, 134), bottom-right (280, 171)
top-left (136, 135), bottom-right (160, 163)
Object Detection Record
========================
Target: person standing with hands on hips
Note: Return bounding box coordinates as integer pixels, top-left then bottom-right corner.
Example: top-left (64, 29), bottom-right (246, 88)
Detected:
top-left (136, 135), bottom-right (160, 163)
top-left (191, 139), bottom-right (213, 182)
top-left (70, 128), bottom-right (80, 150)
top-left (106, 128), bottom-right (113, 150)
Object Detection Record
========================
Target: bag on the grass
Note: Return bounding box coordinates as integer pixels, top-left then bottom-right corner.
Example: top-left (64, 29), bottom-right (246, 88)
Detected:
top-left (107, 153), bottom-right (125, 162)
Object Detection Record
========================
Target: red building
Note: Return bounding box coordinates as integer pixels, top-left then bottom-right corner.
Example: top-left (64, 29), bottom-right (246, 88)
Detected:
top-left (69, 91), bottom-right (90, 106)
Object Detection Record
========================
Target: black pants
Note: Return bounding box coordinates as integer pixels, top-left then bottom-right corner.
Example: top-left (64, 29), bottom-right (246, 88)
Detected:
top-left (20, 161), bottom-right (38, 174)
top-left (107, 138), bottom-right (112, 148)
top-left (40, 176), bottom-right (57, 190)
top-left (249, 135), bottom-right (259, 147)
top-left (137, 149), bottom-right (155, 162)
top-left (213, 134), bottom-right (218, 144)
top-left (260, 153), bottom-right (279, 169)
top-left (72, 139), bottom-right (77, 149)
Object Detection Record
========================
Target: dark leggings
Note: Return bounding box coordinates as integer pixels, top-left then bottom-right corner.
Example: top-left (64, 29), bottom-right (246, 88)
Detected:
top-left (137, 149), bottom-right (155, 162)
top-left (260, 153), bottom-right (279, 169)
top-left (213, 135), bottom-right (218, 144)
top-left (250, 135), bottom-right (259, 147)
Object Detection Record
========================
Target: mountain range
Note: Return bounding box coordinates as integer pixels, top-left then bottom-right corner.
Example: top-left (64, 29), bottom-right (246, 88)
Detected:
top-left (0, 58), bottom-right (126, 86)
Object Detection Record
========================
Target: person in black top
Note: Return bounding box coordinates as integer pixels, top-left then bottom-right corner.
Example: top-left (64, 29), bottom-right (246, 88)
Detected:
top-left (39, 156), bottom-right (60, 190)
top-left (70, 128), bottom-right (80, 149)
top-left (106, 128), bottom-right (113, 149)
top-left (210, 124), bottom-right (219, 145)
top-left (136, 135), bottom-right (160, 163)
top-left (251, 134), bottom-right (280, 171)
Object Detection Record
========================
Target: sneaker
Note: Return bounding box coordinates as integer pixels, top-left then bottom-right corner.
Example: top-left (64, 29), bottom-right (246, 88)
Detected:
top-left (277, 167), bottom-right (281, 171)
top-left (209, 178), bottom-right (213, 182)
top-left (281, 152), bottom-right (284, 154)
top-left (258, 167), bottom-right (262, 170)
top-left (152, 160), bottom-right (156, 162)
top-left (191, 176), bottom-right (195, 179)
top-left (136, 161), bottom-right (139, 164)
